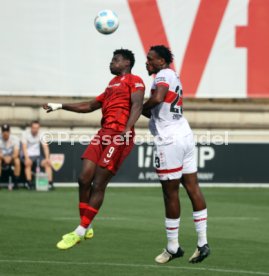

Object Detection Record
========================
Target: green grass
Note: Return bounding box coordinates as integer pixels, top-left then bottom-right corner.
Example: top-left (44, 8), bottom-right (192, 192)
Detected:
top-left (0, 187), bottom-right (269, 276)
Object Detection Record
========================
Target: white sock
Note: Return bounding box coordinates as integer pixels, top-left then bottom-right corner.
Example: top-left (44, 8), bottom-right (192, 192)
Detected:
top-left (165, 217), bottom-right (180, 254)
top-left (87, 223), bottom-right (92, 230)
top-left (193, 208), bottom-right (208, 247)
top-left (74, 225), bottom-right (86, 237)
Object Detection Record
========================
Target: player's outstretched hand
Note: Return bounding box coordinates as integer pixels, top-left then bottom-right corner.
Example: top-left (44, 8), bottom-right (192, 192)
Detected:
top-left (43, 103), bottom-right (62, 113)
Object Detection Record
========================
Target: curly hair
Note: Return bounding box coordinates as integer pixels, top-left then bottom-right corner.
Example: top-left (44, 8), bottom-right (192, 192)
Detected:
top-left (113, 49), bottom-right (135, 69)
top-left (150, 45), bottom-right (173, 65)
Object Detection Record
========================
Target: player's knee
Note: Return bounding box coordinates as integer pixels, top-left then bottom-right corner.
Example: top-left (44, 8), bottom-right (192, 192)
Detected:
top-left (44, 164), bottom-right (50, 170)
top-left (78, 174), bottom-right (90, 188)
top-left (4, 158), bottom-right (11, 165)
top-left (25, 160), bottom-right (32, 167)
top-left (163, 189), bottom-right (178, 202)
top-left (26, 164), bottom-right (32, 170)
top-left (91, 180), bottom-right (106, 194)
top-left (78, 175), bottom-right (86, 186)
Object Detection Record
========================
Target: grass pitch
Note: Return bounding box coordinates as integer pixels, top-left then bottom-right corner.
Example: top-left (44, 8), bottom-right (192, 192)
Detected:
top-left (0, 187), bottom-right (268, 276)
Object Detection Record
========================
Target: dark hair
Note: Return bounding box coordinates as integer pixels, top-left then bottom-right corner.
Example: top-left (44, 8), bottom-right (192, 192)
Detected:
top-left (113, 49), bottom-right (135, 69)
top-left (31, 120), bottom-right (40, 126)
top-left (150, 45), bottom-right (173, 65)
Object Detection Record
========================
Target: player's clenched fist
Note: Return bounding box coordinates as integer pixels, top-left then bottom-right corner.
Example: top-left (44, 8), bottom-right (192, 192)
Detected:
top-left (43, 103), bottom-right (63, 113)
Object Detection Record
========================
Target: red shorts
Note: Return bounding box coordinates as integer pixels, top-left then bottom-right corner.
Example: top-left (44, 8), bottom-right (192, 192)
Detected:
top-left (81, 128), bottom-right (134, 174)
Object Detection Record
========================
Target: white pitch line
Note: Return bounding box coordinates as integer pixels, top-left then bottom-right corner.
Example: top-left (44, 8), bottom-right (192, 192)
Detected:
top-left (53, 216), bottom-right (261, 221)
top-left (53, 217), bottom-right (128, 221)
top-left (209, 217), bottom-right (261, 221)
top-left (53, 182), bottom-right (269, 188)
top-left (0, 259), bottom-right (268, 275)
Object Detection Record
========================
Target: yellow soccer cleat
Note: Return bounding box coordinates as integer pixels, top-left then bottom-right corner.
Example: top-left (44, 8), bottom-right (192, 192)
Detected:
top-left (85, 228), bottom-right (94, 240)
top-left (62, 228), bottom-right (94, 240)
top-left (56, 231), bottom-right (82, 250)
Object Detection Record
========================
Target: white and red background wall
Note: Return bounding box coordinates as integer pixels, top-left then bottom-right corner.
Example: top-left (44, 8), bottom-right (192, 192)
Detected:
top-left (0, 0), bottom-right (268, 98)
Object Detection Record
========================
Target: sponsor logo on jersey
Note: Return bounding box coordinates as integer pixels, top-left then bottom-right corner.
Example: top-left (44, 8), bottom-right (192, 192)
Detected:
top-left (50, 154), bottom-right (65, 171)
top-left (108, 83), bottom-right (121, 88)
top-left (155, 77), bottom-right (166, 83)
top-left (135, 82), bottom-right (144, 88)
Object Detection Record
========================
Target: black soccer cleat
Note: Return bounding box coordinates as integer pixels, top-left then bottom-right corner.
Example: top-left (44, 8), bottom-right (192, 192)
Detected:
top-left (155, 247), bottom-right (184, 264)
top-left (48, 183), bottom-right (55, 191)
top-left (13, 183), bottom-right (19, 190)
top-left (24, 182), bottom-right (35, 190)
top-left (189, 244), bottom-right (210, 263)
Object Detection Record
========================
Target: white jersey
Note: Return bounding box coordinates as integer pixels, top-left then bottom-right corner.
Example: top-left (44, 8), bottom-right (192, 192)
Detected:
top-left (0, 134), bottom-right (19, 156)
top-left (149, 68), bottom-right (192, 137)
top-left (21, 130), bottom-right (41, 157)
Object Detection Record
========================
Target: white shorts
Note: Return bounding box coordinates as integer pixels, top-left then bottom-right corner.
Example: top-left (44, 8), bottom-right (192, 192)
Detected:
top-left (153, 133), bottom-right (197, 180)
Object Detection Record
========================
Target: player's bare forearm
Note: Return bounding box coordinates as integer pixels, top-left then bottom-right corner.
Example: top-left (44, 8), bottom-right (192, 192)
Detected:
top-left (143, 85), bottom-right (168, 112)
top-left (124, 90), bottom-right (144, 132)
top-left (62, 100), bottom-right (101, 113)
top-left (43, 99), bottom-right (101, 113)
top-left (143, 97), bottom-right (161, 112)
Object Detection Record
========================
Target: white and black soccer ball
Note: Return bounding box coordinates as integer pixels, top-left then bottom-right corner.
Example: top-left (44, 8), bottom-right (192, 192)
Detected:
top-left (94, 10), bottom-right (119, 35)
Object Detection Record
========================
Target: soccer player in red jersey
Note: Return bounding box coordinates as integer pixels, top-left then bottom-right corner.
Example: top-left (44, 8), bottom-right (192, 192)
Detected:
top-left (43, 49), bottom-right (145, 249)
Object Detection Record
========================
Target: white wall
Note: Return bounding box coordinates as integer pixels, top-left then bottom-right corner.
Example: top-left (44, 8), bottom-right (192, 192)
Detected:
top-left (0, 0), bottom-right (257, 98)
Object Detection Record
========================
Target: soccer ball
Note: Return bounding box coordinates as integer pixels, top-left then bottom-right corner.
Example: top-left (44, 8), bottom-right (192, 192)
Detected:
top-left (94, 10), bottom-right (119, 35)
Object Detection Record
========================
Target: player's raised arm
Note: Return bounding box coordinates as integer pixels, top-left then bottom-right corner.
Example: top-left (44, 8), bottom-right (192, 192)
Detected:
top-left (43, 99), bottom-right (102, 113)
top-left (142, 84), bottom-right (168, 113)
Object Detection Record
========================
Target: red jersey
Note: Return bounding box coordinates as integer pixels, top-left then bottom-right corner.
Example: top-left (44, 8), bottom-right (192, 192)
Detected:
top-left (96, 74), bottom-right (145, 132)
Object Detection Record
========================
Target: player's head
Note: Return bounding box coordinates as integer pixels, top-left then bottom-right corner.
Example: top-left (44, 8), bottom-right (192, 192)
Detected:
top-left (30, 120), bottom-right (40, 136)
top-left (146, 45), bottom-right (173, 75)
top-left (1, 124), bottom-right (10, 141)
top-left (110, 49), bottom-right (135, 75)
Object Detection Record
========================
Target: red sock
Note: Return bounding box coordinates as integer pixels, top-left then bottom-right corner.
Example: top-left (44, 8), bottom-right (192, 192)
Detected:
top-left (80, 205), bottom-right (98, 228)
top-left (79, 202), bottom-right (89, 220)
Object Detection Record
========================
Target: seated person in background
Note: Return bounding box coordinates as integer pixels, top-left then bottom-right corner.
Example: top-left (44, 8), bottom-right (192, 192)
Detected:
top-left (0, 124), bottom-right (21, 189)
top-left (21, 120), bottom-right (54, 190)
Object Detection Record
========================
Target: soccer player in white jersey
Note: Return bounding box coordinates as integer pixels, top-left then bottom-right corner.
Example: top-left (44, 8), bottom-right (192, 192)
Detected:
top-left (142, 45), bottom-right (210, 264)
